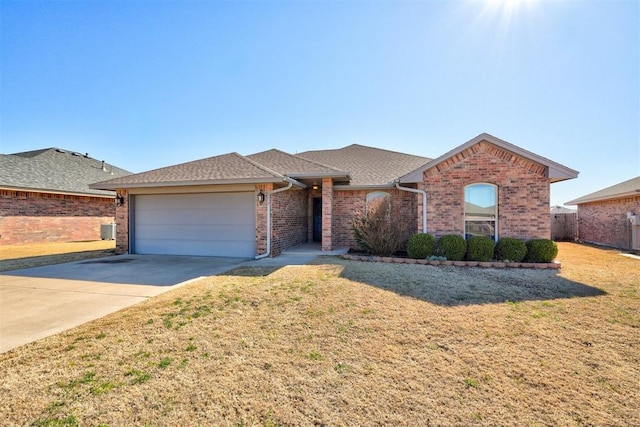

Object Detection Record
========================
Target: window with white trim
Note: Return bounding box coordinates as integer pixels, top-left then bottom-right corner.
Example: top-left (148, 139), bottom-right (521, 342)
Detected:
top-left (366, 191), bottom-right (391, 205)
top-left (464, 183), bottom-right (497, 241)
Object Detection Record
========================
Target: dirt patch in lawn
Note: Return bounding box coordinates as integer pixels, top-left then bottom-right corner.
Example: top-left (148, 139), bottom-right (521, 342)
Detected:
top-left (0, 240), bottom-right (116, 272)
top-left (0, 243), bottom-right (638, 426)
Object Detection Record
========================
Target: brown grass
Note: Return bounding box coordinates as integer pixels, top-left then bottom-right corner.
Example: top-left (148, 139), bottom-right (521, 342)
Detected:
top-left (0, 240), bottom-right (116, 272)
top-left (0, 243), bottom-right (638, 426)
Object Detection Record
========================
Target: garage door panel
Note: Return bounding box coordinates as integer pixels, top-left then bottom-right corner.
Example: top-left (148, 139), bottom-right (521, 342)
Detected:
top-left (133, 193), bottom-right (256, 257)
top-left (135, 208), bottom-right (254, 225)
top-left (135, 239), bottom-right (255, 257)
top-left (135, 224), bottom-right (255, 241)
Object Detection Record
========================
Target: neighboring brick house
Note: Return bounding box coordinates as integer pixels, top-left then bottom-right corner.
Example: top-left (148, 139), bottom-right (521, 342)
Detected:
top-left (567, 176), bottom-right (640, 250)
top-left (92, 133), bottom-right (578, 258)
top-left (0, 148), bottom-right (131, 244)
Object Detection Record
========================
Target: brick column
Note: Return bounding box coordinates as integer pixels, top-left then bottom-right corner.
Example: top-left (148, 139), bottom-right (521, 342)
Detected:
top-left (255, 183), bottom-right (273, 256)
top-left (115, 189), bottom-right (129, 254)
top-left (322, 178), bottom-right (333, 251)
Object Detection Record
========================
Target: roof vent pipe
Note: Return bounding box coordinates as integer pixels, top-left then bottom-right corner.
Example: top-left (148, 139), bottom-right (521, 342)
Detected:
top-left (101, 160), bottom-right (107, 172)
top-left (394, 181), bottom-right (428, 233)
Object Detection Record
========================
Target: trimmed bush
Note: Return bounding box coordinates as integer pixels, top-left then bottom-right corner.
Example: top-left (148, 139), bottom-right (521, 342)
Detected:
top-left (352, 197), bottom-right (409, 257)
top-left (407, 233), bottom-right (436, 259)
top-left (495, 237), bottom-right (527, 262)
top-left (465, 235), bottom-right (495, 262)
top-left (436, 234), bottom-right (466, 261)
top-left (525, 239), bottom-right (558, 263)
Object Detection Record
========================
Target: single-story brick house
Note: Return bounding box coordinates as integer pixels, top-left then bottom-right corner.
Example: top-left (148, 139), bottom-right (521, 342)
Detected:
top-left (0, 148), bottom-right (130, 244)
top-left (92, 133), bottom-right (578, 258)
top-left (567, 176), bottom-right (640, 250)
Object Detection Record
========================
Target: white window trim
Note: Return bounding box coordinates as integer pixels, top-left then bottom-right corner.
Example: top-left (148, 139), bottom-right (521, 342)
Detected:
top-left (464, 183), bottom-right (498, 242)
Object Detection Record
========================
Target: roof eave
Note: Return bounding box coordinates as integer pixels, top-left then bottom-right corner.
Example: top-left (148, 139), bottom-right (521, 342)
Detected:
top-left (287, 172), bottom-right (352, 180)
top-left (567, 190), bottom-right (640, 205)
top-left (0, 185), bottom-right (116, 198)
top-left (333, 183), bottom-right (396, 190)
top-left (90, 177), bottom-right (286, 190)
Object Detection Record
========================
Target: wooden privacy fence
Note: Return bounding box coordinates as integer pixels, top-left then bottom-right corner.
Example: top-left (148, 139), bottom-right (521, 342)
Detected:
top-left (551, 212), bottom-right (578, 241)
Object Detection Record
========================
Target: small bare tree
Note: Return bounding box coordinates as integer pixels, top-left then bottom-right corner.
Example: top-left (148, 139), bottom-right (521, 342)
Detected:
top-left (352, 197), bottom-right (409, 256)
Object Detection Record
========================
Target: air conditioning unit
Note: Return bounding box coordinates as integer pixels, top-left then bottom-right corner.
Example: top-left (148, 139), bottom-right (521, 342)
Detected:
top-left (100, 223), bottom-right (116, 240)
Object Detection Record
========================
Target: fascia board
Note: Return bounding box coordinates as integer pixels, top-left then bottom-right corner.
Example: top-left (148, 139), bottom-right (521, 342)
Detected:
top-left (0, 185), bottom-right (115, 198)
top-left (90, 177), bottom-right (283, 190)
top-left (332, 183), bottom-right (396, 190)
top-left (567, 190), bottom-right (640, 205)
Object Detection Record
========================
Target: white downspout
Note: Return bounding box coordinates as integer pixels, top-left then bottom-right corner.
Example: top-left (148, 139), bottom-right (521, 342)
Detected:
top-left (255, 182), bottom-right (294, 259)
top-left (395, 181), bottom-right (428, 233)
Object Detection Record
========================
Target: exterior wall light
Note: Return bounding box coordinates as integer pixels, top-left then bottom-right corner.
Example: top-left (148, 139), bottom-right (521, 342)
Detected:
top-left (115, 194), bottom-right (125, 207)
top-left (257, 191), bottom-right (265, 204)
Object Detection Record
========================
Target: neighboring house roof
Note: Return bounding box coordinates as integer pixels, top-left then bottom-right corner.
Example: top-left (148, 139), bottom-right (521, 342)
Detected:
top-left (247, 149), bottom-right (351, 181)
top-left (92, 152), bottom-right (297, 190)
top-left (0, 148), bottom-right (131, 197)
top-left (550, 205), bottom-right (576, 213)
top-left (296, 144), bottom-right (430, 187)
top-left (566, 176), bottom-right (640, 205)
top-left (399, 133), bottom-right (579, 184)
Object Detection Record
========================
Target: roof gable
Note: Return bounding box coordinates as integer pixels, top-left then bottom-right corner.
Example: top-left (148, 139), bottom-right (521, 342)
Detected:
top-left (297, 144), bottom-right (430, 186)
top-left (567, 176), bottom-right (640, 205)
top-left (0, 148), bottom-right (131, 197)
top-left (399, 133), bottom-right (579, 184)
top-left (92, 152), bottom-right (289, 190)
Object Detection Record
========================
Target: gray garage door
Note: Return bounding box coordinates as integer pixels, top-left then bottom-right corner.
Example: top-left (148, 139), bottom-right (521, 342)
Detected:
top-left (133, 193), bottom-right (255, 257)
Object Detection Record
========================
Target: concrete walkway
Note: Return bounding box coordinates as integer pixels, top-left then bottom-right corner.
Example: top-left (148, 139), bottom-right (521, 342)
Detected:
top-left (245, 242), bottom-right (349, 266)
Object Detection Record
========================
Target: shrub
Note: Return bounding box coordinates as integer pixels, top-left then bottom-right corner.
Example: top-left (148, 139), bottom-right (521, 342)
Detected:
top-left (436, 234), bottom-right (466, 261)
top-left (525, 239), bottom-right (558, 263)
top-left (465, 235), bottom-right (496, 262)
top-left (352, 197), bottom-right (409, 257)
top-left (495, 237), bottom-right (527, 262)
top-left (407, 233), bottom-right (436, 259)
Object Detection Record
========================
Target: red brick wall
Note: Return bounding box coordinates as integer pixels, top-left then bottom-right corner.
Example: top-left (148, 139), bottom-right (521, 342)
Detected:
top-left (0, 189), bottom-right (115, 245)
top-left (271, 187), bottom-right (308, 256)
top-left (577, 196), bottom-right (640, 250)
top-left (421, 141), bottom-right (550, 240)
top-left (332, 188), bottom-right (418, 250)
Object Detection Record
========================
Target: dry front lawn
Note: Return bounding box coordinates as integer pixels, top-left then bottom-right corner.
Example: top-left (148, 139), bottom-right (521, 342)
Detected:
top-left (0, 240), bottom-right (116, 272)
top-left (0, 243), bottom-right (638, 426)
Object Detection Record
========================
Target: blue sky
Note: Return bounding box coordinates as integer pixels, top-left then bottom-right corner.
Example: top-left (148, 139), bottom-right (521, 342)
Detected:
top-left (1, 0), bottom-right (638, 207)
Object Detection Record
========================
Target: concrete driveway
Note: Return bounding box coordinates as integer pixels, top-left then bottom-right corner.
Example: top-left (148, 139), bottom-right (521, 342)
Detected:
top-left (0, 255), bottom-right (248, 353)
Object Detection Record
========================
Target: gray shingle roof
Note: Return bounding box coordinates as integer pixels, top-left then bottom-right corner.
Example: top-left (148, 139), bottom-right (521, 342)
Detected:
top-left (247, 149), bottom-right (350, 179)
top-left (92, 152), bottom-right (286, 189)
top-left (567, 176), bottom-right (640, 205)
top-left (0, 148), bottom-right (131, 197)
top-left (296, 144), bottom-right (431, 186)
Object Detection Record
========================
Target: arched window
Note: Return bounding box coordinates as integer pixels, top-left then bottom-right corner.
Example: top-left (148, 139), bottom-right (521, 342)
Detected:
top-left (365, 191), bottom-right (391, 216)
top-left (464, 183), bottom-right (497, 241)
top-left (366, 191), bottom-right (391, 205)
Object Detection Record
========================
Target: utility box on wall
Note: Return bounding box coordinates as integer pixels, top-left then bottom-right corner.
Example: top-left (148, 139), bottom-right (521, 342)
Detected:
top-left (100, 223), bottom-right (116, 240)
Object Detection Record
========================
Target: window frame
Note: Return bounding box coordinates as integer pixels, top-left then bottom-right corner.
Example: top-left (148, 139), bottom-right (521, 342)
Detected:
top-left (464, 183), bottom-right (498, 242)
